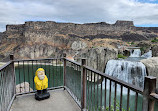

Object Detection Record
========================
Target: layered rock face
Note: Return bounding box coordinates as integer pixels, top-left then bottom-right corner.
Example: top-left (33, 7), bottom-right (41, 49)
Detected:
top-left (0, 20), bottom-right (158, 60)
top-left (78, 47), bottom-right (118, 72)
top-left (141, 57), bottom-right (158, 88)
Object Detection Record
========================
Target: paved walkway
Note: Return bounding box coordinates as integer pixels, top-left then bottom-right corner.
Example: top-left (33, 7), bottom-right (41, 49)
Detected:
top-left (10, 89), bottom-right (80, 111)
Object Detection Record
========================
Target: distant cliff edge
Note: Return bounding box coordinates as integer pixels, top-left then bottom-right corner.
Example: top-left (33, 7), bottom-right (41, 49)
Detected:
top-left (0, 20), bottom-right (158, 60)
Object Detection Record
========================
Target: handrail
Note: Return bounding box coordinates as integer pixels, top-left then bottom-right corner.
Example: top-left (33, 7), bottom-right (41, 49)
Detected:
top-left (84, 65), bottom-right (144, 94)
top-left (13, 58), bottom-right (60, 62)
top-left (1, 56), bottom-right (158, 111)
top-left (65, 58), bottom-right (143, 94)
top-left (150, 93), bottom-right (158, 101)
top-left (0, 61), bottom-right (12, 70)
top-left (65, 58), bottom-right (81, 66)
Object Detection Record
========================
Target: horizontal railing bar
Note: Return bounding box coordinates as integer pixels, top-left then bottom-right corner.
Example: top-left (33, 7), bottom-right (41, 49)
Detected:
top-left (13, 58), bottom-right (60, 62)
top-left (64, 58), bottom-right (143, 94)
top-left (15, 86), bottom-right (64, 96)
top-left (0, 61), bottom-right (12, 71)
top-left (47, 86), bottom-right (64, 91)
top-left (150, 93), bottom-right (158, 101)
top-left (83, 65), bottom-right (143, 94)
top-left (65, 58), bottom-right (81, 66)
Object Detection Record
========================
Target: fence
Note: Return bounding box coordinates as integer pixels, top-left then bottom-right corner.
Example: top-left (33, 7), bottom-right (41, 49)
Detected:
top-left (64, 58), bottom-right (158, 111)
top-left (0, 55), bottom-right (158, 111)
top-left (13, 58), bottom-right (63, 95)
top-left (0, 55), bottom-right (15, 111)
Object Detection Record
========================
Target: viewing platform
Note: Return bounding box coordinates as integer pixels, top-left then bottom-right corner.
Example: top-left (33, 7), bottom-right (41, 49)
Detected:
top-left (1, 55), bottom-right (158, 111)
top-left (10, 89), bottom-right (80, 111)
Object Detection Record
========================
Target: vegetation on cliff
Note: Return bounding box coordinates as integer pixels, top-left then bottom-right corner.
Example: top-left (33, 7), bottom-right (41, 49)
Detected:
top-left (151, 38), bottom-right (158, 43)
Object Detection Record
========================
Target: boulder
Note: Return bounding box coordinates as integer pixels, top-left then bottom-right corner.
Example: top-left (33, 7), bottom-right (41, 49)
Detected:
top-left (16, 82), bottom-right (33, 93)
top-left (141, 57), bottom-right (158, 88)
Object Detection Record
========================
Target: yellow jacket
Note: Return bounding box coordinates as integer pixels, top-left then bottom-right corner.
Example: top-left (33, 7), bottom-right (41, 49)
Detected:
top-left (34, 68), bottom-right (48, 90)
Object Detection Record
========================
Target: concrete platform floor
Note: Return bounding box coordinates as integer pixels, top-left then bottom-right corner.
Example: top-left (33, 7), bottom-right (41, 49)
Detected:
top-left (10, 89), bottom-right (81, 111)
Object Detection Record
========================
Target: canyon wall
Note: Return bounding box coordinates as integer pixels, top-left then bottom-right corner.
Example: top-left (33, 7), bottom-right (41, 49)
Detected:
top-left (0, 20), bottom-right (158, 60)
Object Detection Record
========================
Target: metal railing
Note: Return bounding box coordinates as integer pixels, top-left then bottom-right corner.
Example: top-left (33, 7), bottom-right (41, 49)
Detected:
top-left (64, 58), bottom-right (158, 111)
top-left (0, 54), bottom-right (158, 111)
top-left (13, 58), bottom-right (63, 95)
top-left (0, 55), bottom-right (15, 111)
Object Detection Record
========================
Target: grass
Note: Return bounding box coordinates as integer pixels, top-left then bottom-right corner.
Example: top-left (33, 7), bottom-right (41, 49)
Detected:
top-left (118, 54), bottom-right (127, 59)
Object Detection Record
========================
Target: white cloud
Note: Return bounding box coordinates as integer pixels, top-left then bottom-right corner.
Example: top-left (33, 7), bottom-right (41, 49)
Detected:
top-left (0, 0), bottom-right (158, 31)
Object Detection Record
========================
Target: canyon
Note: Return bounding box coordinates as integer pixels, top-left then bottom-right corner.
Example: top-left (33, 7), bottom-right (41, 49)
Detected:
top-left (0, 20), bottom-right (158, 73)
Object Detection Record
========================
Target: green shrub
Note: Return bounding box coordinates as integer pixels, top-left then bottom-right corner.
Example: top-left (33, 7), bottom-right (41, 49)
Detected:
top-left (131, 42), bottom-right (134, 45)
top-left (118, 54), bottom-right (127, 59)
top-left (151, 40), bottom-right (158, 42)
top-left (151, 38), bottom-right (158, 43)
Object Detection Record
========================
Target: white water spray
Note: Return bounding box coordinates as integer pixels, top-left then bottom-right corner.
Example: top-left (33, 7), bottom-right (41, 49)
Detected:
top-left (105, 59), bottom-right (146, 88)
top-left (130, 49), bottom-right (141, 57)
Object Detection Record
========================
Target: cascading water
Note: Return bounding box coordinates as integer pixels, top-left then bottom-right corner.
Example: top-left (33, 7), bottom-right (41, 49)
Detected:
top-left (101, 49), bottom-right (155, 110)
top-left (105, 59), bottom-right (146, 88)
top-left (129, 49), bottom-right (152, 58)
top-left (130, 49), bottom-right (141, 57)
top-left (103, 49), bottom-right (151, 89)
top-left (141, 50), bottom-right (152, 58)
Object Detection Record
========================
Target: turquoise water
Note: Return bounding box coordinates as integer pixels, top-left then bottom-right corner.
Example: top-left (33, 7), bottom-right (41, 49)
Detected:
top-left (15, 64), bottom-right (63, 90)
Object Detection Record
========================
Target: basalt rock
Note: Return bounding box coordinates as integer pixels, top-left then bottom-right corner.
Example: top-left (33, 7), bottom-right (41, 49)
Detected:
top-left (0, 20), bottom-right (158, 59)
top-left (136, 42), bottom-right (152, 55)
top-left (79, 47), bottom-right (118, 72)
top-left (141, 57), bottom-right (158, 88)
top-left (152, 45), bottom-right (158, 57)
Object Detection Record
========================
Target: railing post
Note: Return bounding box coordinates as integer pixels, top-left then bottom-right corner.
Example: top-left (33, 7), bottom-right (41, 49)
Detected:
top-left (63, 53), bottom-right (66, 89)
top-left (7, 54), bottom-right (16, 111)
top-left (142, 76), bottom-right (156, 111)
top-left (10, 54), bottom-right (14, 60)
top-left (81, 58), bottom-right (87, 111)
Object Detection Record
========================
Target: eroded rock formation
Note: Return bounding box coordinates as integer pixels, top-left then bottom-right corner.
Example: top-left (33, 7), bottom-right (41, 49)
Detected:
top-left (77, 47), bottom-right (118, 72)
top-left (0, 20), bottom-right (158, 60)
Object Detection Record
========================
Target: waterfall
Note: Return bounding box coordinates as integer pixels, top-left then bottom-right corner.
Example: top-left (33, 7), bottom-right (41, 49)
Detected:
top-left (141, 50), bottom-right (152, 58)
top-left (130, 49), bottom-right (152, 58)
top-left (105, 59), bottom-right (146, 88)
top-left (102, 48), bottom-right (151, 92)
top-left (129, 49), bottom-right (141, 57)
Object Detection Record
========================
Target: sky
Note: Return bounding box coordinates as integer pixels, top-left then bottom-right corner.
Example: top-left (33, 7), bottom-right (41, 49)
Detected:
top-left (0, 0), bottom-right (158, 32)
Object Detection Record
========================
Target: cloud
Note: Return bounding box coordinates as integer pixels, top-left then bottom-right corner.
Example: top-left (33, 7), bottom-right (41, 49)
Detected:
top-left (0, 0), bottom-right (158, 31)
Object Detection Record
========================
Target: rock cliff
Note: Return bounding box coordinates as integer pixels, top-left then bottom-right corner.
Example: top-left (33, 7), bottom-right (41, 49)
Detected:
top-left (77, 47), bottom-right (118, 72)
top-left (0, 20), bottom-right (158, 60)
top-left (141, 57), bottom-right (158, 88)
